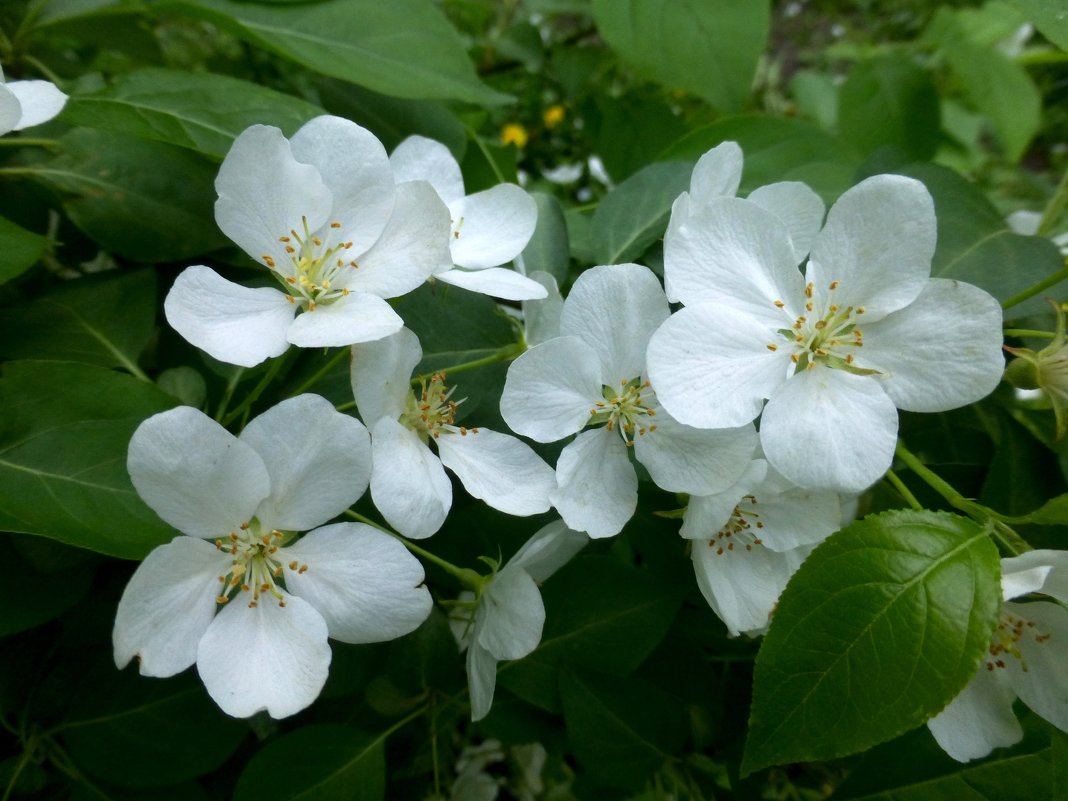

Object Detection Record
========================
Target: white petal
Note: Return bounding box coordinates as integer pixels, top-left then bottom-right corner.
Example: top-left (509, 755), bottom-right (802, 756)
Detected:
top-left (435, 267), bottom-right (549, 300)
top-left (289, 115), bottom-right (394, 256)
top-left (688, 141), bottom-right (743, 204)
top-left (522, 271), bottom-right (563, 346)
top-left (560, 263), bottom-right (669, 382)
top-left (197, 591), bottom-right (330, 719)
top-left (664, 196), bottom-right (805, 318)
top-left (477, 566), bottom-right (545, 661)
top-left (449, 184), bottom-right (537, 269)
top-left (746, 484), bottom-right (842, 552)
top-left (286, 291), bottom-right (403, 348)
top-left (113, 537), bottom-right (231, 677)
top-left (807, 174), bottom-right (934, 319)
top-left (390, 135), bottom-right (465, 205)
top-left (550, 429), bottom-right (637, 539)
top-left (370, 417), bottom-right (451, 539)
top-left (341, 181), bottom-right (452, 298)
top-left (0, 84), bottom-right (22, 135)
top-left (436, 427), bottom-right (555, 516)
top-left (860, 279), bottom-right (1005, 412)
top-left (7, 80), bottom-right (66, 129)
top-left (760, 368), bottom-right (899, 493)
top-left (679, 460), bottom-right (769, 540)
top-left (646, 303), bottom-right (793, 429)
top-left (164, 266), bottom-right (296, 368)
top-left (692, 539), bottom-right (808, 636)
top-left (746, 181), bottom-right (825, 263)
top-left (240, 395), bottom-right (371, 532)
top-left (1004, 600), bottom-right (1068, 734)
top-left (506, 519), bottom-right (588, 582)
top-left (467, 641), bottom-right (498, 722)
top-left (634, 404), bottom-right (756, 495)
top-left (1001, 549), bottom-right (1068, 604)
top-left (500, 337), bottom-right (602, 442)
top-left (927, 663), bottom-right (1022, 762)
top-left (128, 406), bottom-right (270, 539)
top-left (215, 125), bottom-right (332, 272)
top-left (283, 522), bottom-right (432, 644)
top-left (350, 326), bottom-right (422, 425)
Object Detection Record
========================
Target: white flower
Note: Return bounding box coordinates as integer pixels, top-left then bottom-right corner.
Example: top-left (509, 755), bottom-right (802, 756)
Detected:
top-left (647, 173), bottom-right (1005, 493)
top-left (453, 520), bottom-right (588, 721)
top-left (114, 395), bottom-right (432, 719)
top-left (164, 117), bottom-right (453, 367)
top-left (682, 458), bottom-right (841, 636)
top-left (350, 327), bottom-right (556, 539)
top-left (928, 549), bottom-right (1068, 761)
top-left (500, 262), bottom-right (758, 538)
top-left (389, 135), bottom-right (546, 301)
top-left (0, 65), bottom-right (67, 136)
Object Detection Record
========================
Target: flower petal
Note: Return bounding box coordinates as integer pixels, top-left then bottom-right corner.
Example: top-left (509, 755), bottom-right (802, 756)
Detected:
top-left (550, 429), bottom-right (637, 539)
top-left (390, 135), bottom-right (465, 206)
top-left (289, 115), bottom-right (394, 256)
top-left (370, 417), bottom-right (452, 539)
top-left (436, 427), bottom-right (555, 516)
top-left (6, 79), bottom-right (66, 130)
top-left (478, 566), bottom-right (545, 661)
top-left (746, 483), bottom-right (842, 552)
top-left (746, 181), bottom-right (825, 263)
top-left (522, 271), bottom-right (563, 346)
top-left (467, 641), bottom-right (498, 722)
top-left (350, 326), bottom-right (422, 426)
top-left (215, 125), bottom-right (333, 272)
top-left (679, 459), bottom-right (769, 540)
top-left (128, 406), bottom-right (270, 539)
top-left (760, 368), bottom-right (899, 493)
top-left (240, 395), bottom-right (371, 532)
top-left (283, 522), bottom-right (432, 643)
top-left (113, 536), bottom-right (231, 677)
top-left (449, 184), bottom-right (537, 269)
top-left (0, 84), bottom-right (22, 135)
top-left (164, 265), bottom-right (296, 368)
top-left (500, 336), bottom-right (602, 442)
top-left (560, 263), bottom-right (669, 382)
top-left (1004, 600), bottom-right (1068, 735)
top-left (506, 519), bottom-right (588, 582)
top-left (434, 267), bottom-right (549, 300)
top-left (197, 591), bottom-right (331, 719)
top-left (807, 174), bottom-right (934, 319)
top-left (860, 279), bottom-right (1004, 412)
top-left (1001, 549), bottom-right (1068, 604)
top-left (927, 663), bottom-right (1022, 762)
top-left (688, 141), bottom-right (743, 204)
top-left (286, 291), bottom-right (403, 348)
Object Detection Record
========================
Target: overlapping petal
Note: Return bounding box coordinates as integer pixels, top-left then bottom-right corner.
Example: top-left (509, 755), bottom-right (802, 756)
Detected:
top-left (390, 135), bottom-right (465, 205)
top-left (434, 267), bottom-right (549, 300)
top-left (449, 183), bottom-right (537, 269)
top-left (477, 567), bottom-right (544, 661)
top-left (369, 417), bottom-right (452, 539)
top-left (550, 429), bottom-right (637, 539)
top-left (285, 291), bottom-right (403, 348)
top-left (436, 428), bottom-right (555, 516)
top-left (350, 327), bottom-right (424, 426)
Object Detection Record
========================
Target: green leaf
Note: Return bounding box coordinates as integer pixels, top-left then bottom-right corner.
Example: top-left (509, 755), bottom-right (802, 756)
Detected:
top-left (590, 161), bottom-right (691, 265)
top-left (499, 555), bottom-right (683, 712)
top-left (594, 94), bottom-right (687, 182)
top-left (0, 270), bottom-right (155, 373)
top-left (560, 668), bottom-right (687, 788)
top-left (0, 361), bottom-right (178, 560)
top-left (1007, 0), bottom-right (1068, 50)
top-left (521, 192), bottom-right (570, 286)
top-left (838, 55), bottom-right (941, 161)
top-left (232, 724), bottom-right (385, 801)
top-left (742, 510), bottom-right (1001, 774)
top-left (1026, 493), bottom-right (1068, 525)
top-left (33, 129), bottom-right (225, 262)
top-left (60, 670), bottom-right (247, 788)
top-left (159, 0), bottom-right (510, 106)
top-left (61, 68), bottom-right (325, 159)
top-left (0, 214), bottom-right (48, 284)
top-left (0, 536), bottom-right (95, 636)
top-left (591, 0), bottom-right (770, 111)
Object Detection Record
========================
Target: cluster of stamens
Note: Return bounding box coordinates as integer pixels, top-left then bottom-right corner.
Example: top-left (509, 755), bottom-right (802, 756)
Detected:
top-left (400, 373), bottom-right (474, 441)
top-left (986, 610), bottom-right (1051, 672)
top-left (769, 281), bottom-right (870, 374)
top-left (261, 216), bottom-right (357, 310)
top-left (589, 378), bottom-right (657, 447)
top-left (213, 521), bottom-right (305, 609)
top-left (707, 495), bottom-right (764, 556)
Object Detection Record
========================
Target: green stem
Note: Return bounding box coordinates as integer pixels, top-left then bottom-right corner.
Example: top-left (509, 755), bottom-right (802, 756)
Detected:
top-left (0, 137), bottom-right (57, 148)
top-left (1038, 166), bottom-right (1068, 238)
top-left (21, 55), bottom-right (62, 86)
top-left (344, 510), bottom-right (483, 589)
top-left (1, 735), bottom-right (35, 801)
top-left (1004, 328), bottom-right (1056, 339)
top-left (221, 357), bottom-right (287, 427)
top-left (214, 368), bottom-right (245, 423)
top-left (894, 440), bottom-right (989, 521)
top-left (466, 128), bottom-right (507, 184)
top-left (335, 399), bottom-right (355, 413)
top-left (288, 348), bottom-right (348, 397)
top-left (0, 166), bottom-right (39, 178)
top-left (992, 521), bottom-right (1031, 555)
top-left (412, 342), bottom-right (524, 385)
top-left (884, 469), bottom-right (923, 511)
top-left (1001, 262), bottom-right (1068, 311)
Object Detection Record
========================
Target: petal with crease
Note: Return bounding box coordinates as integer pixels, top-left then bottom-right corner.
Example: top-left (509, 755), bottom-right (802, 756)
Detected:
top-left (390, 135), bottom-right (465, 205)
top-left (370, 418), bottom-right (452, 539)
top-left (449, 184), bottom-right (537, 269)
top-left (435, 267), bottom-right (549, 300)
top-left (507, 520), bottom-right (588, 582)
top-left (477, 567), bottom-right (545, 661)
top-left (927, 665), bottom-right (1022, 762)
top-left (286, 291), bottom-right (403, 348)
top-left (746, 181), bottom-right (825, 263)
top-left (7, 80), bottom-right (66, 129)
top-left (688, 141), bottom-right (743, 204)
top-left (350, 327), bottom-right (422, 426)
top-left (550, 429), bottom-right (636, 539)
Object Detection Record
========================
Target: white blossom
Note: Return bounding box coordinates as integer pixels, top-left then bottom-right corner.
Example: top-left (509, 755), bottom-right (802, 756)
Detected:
top-left (0, 65), bottom-right (66, 136)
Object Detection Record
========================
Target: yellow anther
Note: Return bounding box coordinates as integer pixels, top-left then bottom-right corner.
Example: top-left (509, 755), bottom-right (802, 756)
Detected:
top-left (829, 280), bottom-right (839, 290)
top-left (774, 300), bottom-right (785, 308)
top-left (766, 343), bottom-right (778, 351)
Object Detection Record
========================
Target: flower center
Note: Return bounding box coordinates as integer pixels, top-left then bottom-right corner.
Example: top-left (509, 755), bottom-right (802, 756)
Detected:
top-left (399, 372), bottom-right (475, 442)
top-left (587, 377), bottom-right (657, 447)
top-left (705, 495), bottom-right (765, 556)
top-left (770, 281), bottom-right (875, 375)
top-left (985, 609), bottom-right (1051, 672)
top-left (260, 216), bottom-right (358, 311)
top-left (213, 519), bottom-right (305, 609)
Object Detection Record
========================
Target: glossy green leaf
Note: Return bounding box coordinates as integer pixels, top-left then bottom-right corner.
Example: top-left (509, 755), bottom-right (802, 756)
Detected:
top-left (0, 361), bottom-right (178, 560)
top-left (838, 55), bottom-right (941, 161)
top-left (61, 68), bottom-right (324, 158)
top-left (595, 94), bottom-right (687, 182)
top-left (521, 192), bottom-right (570, 286)
top-left (0, 214), bottom-right (48, 285)
top-left (232, 724), bottom-right (385, 801)
top-left (591, 0), bottom-right (770, 111)
top-left (590, 161), bottom-right (691, 265)
top-left (33, 129), bottom-right (225, 262)
top-left (742, 510), bottom-right (1000, 774)
top-left (1008, 0), bottom-right (1068, 50)
top-left (158, 0), bottom-right (510, 106)
top-left (1026, 493), bottom-right (1068, 525)
top-left (0, 537), bottom-right (95, 636)
top-left (0, 269), bottom-right (155, 372)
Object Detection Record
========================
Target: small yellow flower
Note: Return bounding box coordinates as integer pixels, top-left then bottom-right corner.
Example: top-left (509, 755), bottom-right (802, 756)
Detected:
top-left (543, 104), bottom-right (565, 129)
top-left (500, 123), bottom-right (529, 149)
